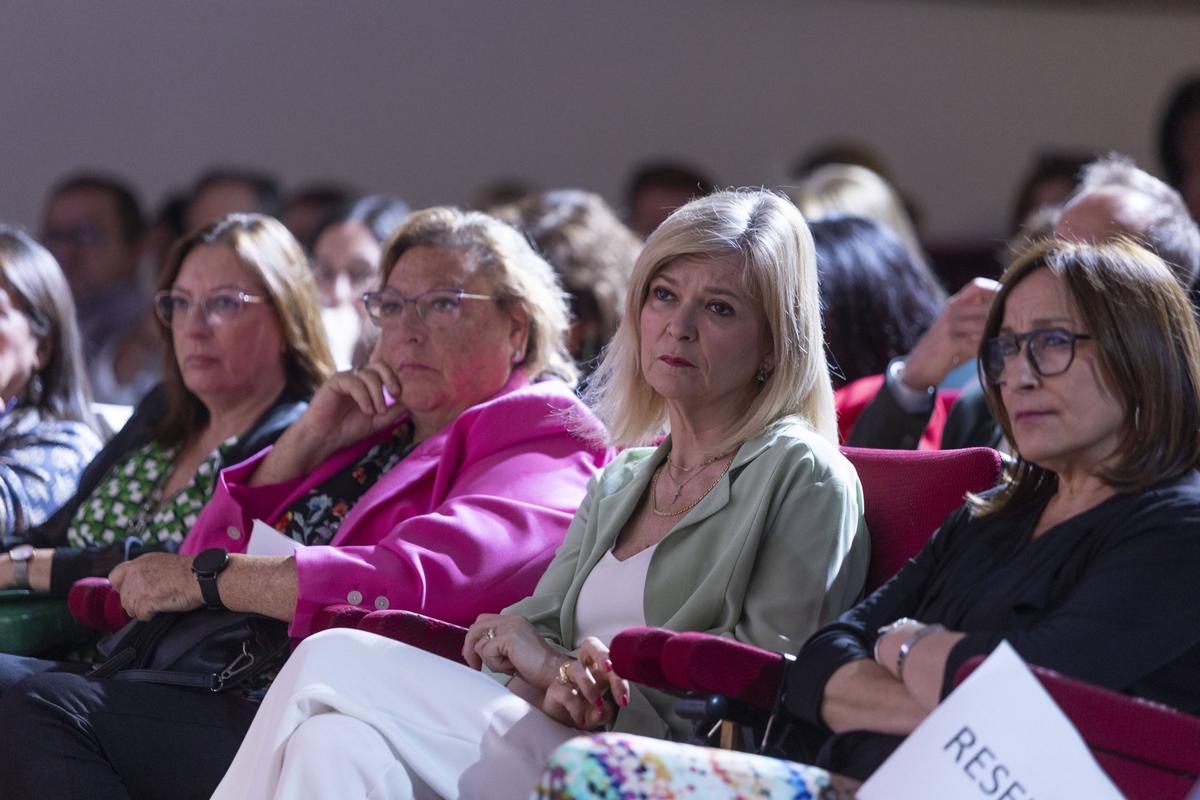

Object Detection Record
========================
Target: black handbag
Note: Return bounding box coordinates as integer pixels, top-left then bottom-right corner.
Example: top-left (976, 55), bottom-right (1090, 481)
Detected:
top-left (86, 610), bottom-right (291, 692)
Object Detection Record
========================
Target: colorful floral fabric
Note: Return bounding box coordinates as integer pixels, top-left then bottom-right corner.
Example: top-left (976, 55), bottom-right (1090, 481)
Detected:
top-left (273, 422), bottom-right (415, 545)
top-left (534, 733), bottom-right (851, 800)
top-left (66, 437), bottom-right (233, 549)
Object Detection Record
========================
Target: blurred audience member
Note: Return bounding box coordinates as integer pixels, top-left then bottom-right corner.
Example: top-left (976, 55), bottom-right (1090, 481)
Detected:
top-left (851, 154), bottom-right (1200, 451)
top-left (810, 215), bottom-right (942, 387)
top-left (1158, 73), bottom-right (1200, 222)
top-left (625, 160), bottom-right (714, 238)
top-left (39, 173), bottom-right (147, 364)
top-left (186, 167), bottom-right (282, 232)
top-left (310, 195), bottom-right (410, 368)
top-left (89, 193), bottom-right (190, 407)
top-left (473, 178), bottom-right (536, 212)
top-left (0, 226), bottom-right (103, 546)
top-left (792, 164), bottom-right (940, 302)
top-left (494, 189), bottom-right (641, 374)
top-left (282, 182), bottom-right (355, 252)
top-left (1009, 151), bottom-right (1091, 234)
top-left (789, 139), bottom-right (895, 185)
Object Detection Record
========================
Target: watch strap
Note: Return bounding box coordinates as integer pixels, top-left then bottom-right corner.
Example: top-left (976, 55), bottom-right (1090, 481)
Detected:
top-left (11, 558), bottom-right (29, 590)
top-left (197, 573), bottom-right (225, 611)
top-left (896, 623), bottom-right (946, 682)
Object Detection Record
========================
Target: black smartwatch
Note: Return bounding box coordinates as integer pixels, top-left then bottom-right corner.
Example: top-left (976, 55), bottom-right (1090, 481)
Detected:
top-left (192, 547), bottom-right (231, 611)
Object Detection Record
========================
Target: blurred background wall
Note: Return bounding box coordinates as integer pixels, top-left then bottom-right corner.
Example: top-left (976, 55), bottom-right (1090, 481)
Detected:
top-left (2, 0), bottom-right (1198, 243)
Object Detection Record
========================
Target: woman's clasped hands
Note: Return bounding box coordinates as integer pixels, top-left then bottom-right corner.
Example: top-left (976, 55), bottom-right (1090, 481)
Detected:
top-left (464, 614), bottom-right (629, 730)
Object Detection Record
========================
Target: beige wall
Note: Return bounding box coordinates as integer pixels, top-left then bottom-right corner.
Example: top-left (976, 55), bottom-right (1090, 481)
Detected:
top-left (2, 0), bottom-right (1198, 240)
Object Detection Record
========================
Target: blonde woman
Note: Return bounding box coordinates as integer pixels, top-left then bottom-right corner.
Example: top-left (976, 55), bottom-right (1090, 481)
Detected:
top-left (211, 190), bottom-right (869, 800)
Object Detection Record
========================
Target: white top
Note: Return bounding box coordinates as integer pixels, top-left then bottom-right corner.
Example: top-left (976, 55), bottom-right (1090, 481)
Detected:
top-left (572, 544), bottom-right (657, 649)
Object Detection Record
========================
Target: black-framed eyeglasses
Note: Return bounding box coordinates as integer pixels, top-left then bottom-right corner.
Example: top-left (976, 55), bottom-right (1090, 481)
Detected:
top-left (982, 327), bottom-right (1093, 384)
top-left (361, 288), bottom-right (494, 328)
top-left (154, 288), bottom-right (267, 327)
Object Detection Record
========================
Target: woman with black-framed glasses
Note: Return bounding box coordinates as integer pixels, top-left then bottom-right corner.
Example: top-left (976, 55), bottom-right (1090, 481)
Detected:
top-left (769, 237), bottom-right (1200, 781)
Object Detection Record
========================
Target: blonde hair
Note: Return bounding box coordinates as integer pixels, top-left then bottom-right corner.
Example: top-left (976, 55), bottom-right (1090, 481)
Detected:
top-left (586, 189), bottom-right (837, 450)
top-left (157, 213), bottom-right (335, 446)
top-left (379, 207), bottom-right (577, 386)
top-left (792, 164), bottom-right (945, 303)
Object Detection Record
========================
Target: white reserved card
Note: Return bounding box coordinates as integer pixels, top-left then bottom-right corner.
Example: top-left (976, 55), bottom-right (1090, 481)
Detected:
top-left (858, 641), bottom-right (1121, 800)
top-left (247, 518), bottom-right (304, 556)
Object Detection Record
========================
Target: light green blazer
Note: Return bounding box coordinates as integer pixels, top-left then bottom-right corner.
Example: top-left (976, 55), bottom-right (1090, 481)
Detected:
top-left (501, 415), bottom-right (870, 738)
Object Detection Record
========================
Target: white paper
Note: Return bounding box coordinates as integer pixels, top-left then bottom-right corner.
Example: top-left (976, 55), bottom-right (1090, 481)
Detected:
top-left (858, 641), bottom-right (1122, 800)
top-left (247, 518), bottom-right (304, 556)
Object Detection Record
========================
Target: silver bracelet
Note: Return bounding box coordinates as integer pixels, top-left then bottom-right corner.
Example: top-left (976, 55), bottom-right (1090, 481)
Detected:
top-left (896, 623), bottom-right (945, 682)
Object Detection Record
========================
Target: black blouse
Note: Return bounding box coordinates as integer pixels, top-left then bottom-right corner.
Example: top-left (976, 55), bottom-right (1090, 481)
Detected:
top-left (786, 470), bottom-right (1200, 765)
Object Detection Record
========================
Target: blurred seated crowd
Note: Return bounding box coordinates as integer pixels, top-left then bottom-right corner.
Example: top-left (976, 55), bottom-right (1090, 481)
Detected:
top-left (0, 74), bottom-right (1196, 800)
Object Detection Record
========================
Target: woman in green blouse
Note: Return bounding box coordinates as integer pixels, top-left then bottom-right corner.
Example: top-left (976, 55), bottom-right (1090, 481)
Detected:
top-left (0, 213), bottom-right (333, 594)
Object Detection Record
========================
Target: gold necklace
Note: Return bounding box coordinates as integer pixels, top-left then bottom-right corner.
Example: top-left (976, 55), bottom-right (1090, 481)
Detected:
top-left (651, 455), bottom-right (734, 517)
top-left (666, 448), bottom-right (732, 475)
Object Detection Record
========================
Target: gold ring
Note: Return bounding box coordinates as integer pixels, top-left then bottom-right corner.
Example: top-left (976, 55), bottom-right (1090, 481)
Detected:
top-left (485, 628), bottom-right (495, 640)
top-left (557, 660), bottom-right (572, 685)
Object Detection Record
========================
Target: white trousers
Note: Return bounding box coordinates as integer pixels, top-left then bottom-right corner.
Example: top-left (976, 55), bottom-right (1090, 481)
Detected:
top-left (211, 628), bottom-right (579, 800)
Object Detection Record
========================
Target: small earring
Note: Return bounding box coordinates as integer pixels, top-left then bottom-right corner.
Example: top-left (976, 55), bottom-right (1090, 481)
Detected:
top-left (512, 350), bottom-right (523, 365)
top-left (754, 366), bottom-right (769, 384)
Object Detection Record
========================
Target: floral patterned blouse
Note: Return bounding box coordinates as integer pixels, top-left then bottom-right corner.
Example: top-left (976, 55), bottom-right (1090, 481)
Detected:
top-left (273, 421), bottom-right (415, 545)
top-left (0, 406), bottom-right (103, 546)
top-left (66, 437), bottom-right (236, 550)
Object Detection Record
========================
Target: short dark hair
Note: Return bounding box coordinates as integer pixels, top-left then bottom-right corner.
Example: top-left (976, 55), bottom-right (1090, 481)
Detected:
top-left (1010, 152), bottom-right (1091, 233)
top-left (973, 238), bottom-right (1200, 516)
top-left (810, 215), bottom-right (943, 386)
top-left (312, 194), bottom-right (410, 248)
top-left (190, 167), bottom-right (283, 220)
top-left (1158, 74), bottom-right (1200, 190)
top-left (625, 160), bottom-right (714, 208)
top-left (47, 172), bottom-right (146, 244)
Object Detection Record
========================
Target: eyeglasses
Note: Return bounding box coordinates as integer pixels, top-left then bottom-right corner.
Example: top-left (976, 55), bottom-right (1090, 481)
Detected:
top-left (982, 327), bottom-right (1093, 384)
top-left (154, 288), bottom-right (267, 327)
top-left (361, 288), bottom-right (494, 328)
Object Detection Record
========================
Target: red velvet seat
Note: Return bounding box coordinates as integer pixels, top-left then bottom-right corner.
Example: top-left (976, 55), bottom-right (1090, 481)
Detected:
top-left (610, 446), bottom-right (1004, 714)
top-left (954, 657), bottom-right (1200, 800)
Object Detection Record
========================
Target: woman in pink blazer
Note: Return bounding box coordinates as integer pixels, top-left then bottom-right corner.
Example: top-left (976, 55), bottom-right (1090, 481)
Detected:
top-left (0, 207), bottom-right (609, 799)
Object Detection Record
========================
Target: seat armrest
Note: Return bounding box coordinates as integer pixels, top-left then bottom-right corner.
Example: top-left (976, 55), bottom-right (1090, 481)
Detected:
top-left (67, 578), bottom-right (131, 632)
top-left (310, 604), bottom-right (370, 635)
top-left (356, 610), bottom-right (469, 665)
top-left (661, 632), bottom-right (788, 709)
top-left (609, 627), bottom-right (677, 691)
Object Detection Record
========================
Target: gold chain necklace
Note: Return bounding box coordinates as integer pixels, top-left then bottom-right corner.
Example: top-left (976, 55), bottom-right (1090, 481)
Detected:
top-left (651, 455), bottom-right (734, 517)
top-left (666, 448), bottom-right (731, 475)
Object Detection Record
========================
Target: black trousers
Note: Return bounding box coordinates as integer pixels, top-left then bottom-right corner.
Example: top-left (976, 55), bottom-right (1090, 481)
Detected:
top-left (0, 654), bottom-right (258, 800)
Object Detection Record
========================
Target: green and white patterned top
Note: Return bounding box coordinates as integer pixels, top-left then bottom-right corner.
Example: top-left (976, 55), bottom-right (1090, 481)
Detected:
top-left (66, 437), bottom-right (236, 550)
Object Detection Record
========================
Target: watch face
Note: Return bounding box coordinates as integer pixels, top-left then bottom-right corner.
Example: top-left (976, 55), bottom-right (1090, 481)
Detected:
top-left (9, 545), bottom-right (34, 562)
top-left (192, 547), bottom-right (229, 576)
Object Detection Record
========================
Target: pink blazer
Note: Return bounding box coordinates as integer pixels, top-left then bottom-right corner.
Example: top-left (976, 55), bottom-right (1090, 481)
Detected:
top-left (181, 374), bottom-right (610, 637)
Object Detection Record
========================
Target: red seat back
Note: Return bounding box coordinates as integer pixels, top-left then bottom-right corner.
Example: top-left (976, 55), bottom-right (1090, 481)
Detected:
top-left (840, 446), bottom-right (1002, 592)
top-left (956, 657), bottom-right (1200, 800)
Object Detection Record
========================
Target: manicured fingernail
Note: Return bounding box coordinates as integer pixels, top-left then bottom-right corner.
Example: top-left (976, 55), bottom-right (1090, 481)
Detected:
top-left (603, 659), bottom-right (613, 671)
top-left (594, 697), bottom-right (605, 708)
top-left (619, 693), bottom-right (629, 706)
